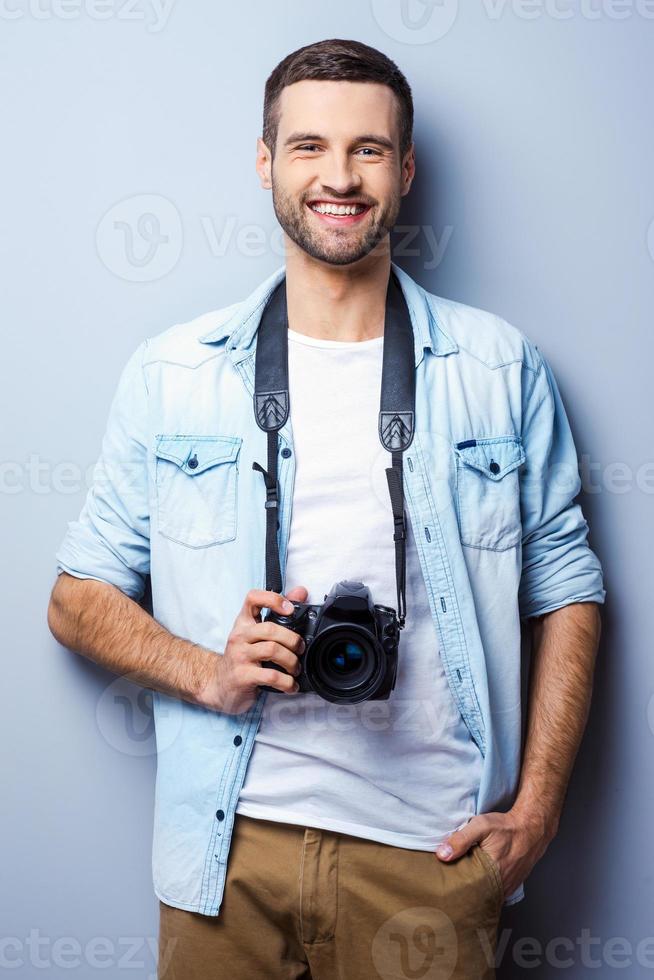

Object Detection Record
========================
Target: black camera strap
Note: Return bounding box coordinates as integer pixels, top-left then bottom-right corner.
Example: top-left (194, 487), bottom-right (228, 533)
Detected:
top-left (252, 270), bottom-right (415, 629)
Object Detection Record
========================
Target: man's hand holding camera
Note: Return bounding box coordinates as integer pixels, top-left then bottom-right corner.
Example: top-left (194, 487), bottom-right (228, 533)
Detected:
top-left (196, 587), bottom-right (309, 715)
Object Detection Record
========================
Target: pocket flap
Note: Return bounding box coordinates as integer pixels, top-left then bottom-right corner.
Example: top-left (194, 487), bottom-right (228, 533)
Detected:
top-left (454, 436), bottom-right (525, 481)
top-left (154, 435), bottom-right (242, 475)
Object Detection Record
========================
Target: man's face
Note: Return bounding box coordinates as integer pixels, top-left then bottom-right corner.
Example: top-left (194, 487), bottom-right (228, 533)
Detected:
top-left (257, 79), bottom-right (414, 267)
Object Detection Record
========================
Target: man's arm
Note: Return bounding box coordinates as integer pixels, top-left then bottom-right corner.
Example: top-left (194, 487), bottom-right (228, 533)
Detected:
top-left (49, 340), bottom-right (305, 715)
top-left (48, 572), bottom-right (307, 714)
top-left (512, 345), bottom-right (606, 836)
top-left (435, 600), bottom-right (602, 897)
top-left (48, 572), bottom-right (214, 704)
top-left (435, 344), bottom-right (606, 897)
top-left (47, 339), bottom-right (214, 702)
top-left (512, 600), bottom-right (602, 839)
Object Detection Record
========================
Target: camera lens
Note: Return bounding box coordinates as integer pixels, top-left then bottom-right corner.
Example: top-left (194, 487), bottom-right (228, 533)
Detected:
top-left (325, 639), bottom-right (365, 674)
top-left (307, 626), bottom-right (385, 703)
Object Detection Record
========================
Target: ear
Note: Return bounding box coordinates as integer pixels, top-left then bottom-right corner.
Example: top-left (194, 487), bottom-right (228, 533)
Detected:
top-left (401, 141), bottom-right (416, 197)
top-left (256, 136), bottom-right (273, 190)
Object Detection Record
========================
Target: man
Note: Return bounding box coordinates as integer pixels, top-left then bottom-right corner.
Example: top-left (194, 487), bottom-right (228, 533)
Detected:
top-left (48, 38), bottom-right (605, 980)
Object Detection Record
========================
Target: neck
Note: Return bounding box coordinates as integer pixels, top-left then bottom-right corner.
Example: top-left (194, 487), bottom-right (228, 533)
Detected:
top-left (283, 239), bottom-right (391, 343)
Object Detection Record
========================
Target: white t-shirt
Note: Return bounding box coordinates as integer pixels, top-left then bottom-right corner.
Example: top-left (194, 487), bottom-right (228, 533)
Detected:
top-left (235, 326), bottom-right (482, 849)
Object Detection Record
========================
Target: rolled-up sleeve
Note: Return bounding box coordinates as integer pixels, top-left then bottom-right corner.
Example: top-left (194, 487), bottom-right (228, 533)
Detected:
top-left (518, 348), bottom-right (606, 621)
top-left (55, 340), bottom-right (151, 601)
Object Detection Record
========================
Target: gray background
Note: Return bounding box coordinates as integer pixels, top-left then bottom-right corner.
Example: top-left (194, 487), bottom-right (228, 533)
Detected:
top-left (1, 1), bottom-right (652, 977)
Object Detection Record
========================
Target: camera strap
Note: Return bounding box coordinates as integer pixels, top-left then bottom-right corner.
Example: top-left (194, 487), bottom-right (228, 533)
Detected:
top-left (252, 270), bottom-right (415, 629)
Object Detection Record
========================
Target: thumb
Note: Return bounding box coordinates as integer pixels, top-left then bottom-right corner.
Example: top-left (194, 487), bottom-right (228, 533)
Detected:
top-left (435, 817), bottom-right (483, 862)
top-left (285, 585), bottom-right (309, 603)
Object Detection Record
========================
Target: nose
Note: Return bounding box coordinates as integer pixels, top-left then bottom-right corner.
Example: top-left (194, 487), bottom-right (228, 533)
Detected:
top-left (318, 150), bottom-right (363, 197)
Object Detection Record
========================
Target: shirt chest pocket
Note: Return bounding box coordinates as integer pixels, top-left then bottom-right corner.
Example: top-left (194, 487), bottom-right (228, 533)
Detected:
top-left (453, 436), bottom-right (526, 551)
top-left (154, 435), bottom-right (242, 548)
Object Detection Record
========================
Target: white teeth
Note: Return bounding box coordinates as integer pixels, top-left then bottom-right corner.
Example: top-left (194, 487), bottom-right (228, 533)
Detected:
top-left (310, 203), bottom-right (366, 216)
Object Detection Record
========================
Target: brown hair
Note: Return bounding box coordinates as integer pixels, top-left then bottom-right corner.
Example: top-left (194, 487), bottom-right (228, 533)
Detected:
top-left (263, 38), bottom-right (414, 160)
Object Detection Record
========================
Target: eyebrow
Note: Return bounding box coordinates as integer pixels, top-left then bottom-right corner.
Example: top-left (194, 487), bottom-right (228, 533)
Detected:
top-left (283, 131), bottom-right (395, 151)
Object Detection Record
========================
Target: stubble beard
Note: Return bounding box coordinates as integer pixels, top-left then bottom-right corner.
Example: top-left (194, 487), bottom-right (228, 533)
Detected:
top-left (271, 176), bottom-right (401, 267)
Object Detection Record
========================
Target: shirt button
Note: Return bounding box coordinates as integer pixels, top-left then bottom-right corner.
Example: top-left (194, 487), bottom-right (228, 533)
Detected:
top-left (216, 809), bottom-right (225, 821)
top-left (489, 460), bottom-right (500, 474)
top-left (233, 735), bottom-right (242, 746)
top-left (281, 447), bottom-right (292, 458)
top-left (188, 455), bottom-right (199, 469)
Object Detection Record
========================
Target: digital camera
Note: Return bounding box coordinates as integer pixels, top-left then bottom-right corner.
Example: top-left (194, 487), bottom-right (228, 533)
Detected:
top-left (260, 580), bottom-right (399, 704)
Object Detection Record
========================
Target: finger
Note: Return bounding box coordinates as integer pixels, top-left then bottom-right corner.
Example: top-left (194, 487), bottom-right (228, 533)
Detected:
top-left (285, 585), bottom-right (309, 603)
top-left (435, 817), bottom-right (486, 861)
top-left (251, 665), bottom-right (300, 694)
top-left (244, 620), bottom-right (306, 655)
top-left (240, 589), bottom-right (296, 624)
top-left (248, 640), bottom-right (302, 677)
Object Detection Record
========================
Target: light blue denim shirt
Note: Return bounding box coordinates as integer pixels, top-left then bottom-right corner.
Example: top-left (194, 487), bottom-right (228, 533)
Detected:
top-left (55, 261), bottom-right (605, 912)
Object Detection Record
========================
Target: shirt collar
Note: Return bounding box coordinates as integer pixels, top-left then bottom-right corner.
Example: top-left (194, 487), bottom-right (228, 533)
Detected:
top-left (198, 261), bottom-right (458, 365)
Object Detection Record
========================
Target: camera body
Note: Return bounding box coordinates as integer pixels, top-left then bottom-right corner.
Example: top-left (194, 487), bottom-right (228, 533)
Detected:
top-left (261, 580), bottom-right (399, 704)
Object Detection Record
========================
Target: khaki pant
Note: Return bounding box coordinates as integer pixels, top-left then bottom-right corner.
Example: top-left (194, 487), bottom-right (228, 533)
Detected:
top-left (158, 813), bottom-right (503, 980)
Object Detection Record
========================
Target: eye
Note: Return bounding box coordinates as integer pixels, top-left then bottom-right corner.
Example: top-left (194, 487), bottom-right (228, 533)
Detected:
top-left (356, 147), bottom-right (381, 156)
top-left (297, 144), bottom-right (321, 152)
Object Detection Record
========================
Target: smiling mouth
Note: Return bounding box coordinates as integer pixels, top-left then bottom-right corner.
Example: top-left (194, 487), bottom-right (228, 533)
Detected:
top-left (306, 200), bottom-right (372, 225)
